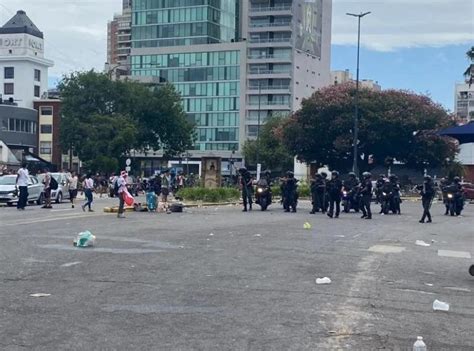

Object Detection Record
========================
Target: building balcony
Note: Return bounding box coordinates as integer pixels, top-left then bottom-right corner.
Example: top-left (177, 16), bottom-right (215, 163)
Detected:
top-left (247, 54), bottom-right (292, 64)
top-left (247, 85), bottom-right (291, 94)
top-left (248, 38), bottom-right (292, 48)
top-left (249, 23), bottom-right (292, 33)
top-left (246, 102), bottom-right (291, 111)
top-left (247, 70), bottom-right (291, 79)
top-left (249, 5), bottom-right (292, 16)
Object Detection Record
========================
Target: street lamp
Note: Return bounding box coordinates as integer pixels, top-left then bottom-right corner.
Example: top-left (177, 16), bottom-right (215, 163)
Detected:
top-left (256, 82), bottom-right (262, 167)
top-left (346, 11), bottom-right (371, 175)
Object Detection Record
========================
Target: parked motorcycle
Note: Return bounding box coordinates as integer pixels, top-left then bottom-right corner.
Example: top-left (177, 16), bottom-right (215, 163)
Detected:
top-left (255, 185), bottom-right (272, 211)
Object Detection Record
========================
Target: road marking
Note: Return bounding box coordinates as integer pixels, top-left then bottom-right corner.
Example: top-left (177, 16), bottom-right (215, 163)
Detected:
top-left (60, 261), bottom-right (82, 267)
top-left (444, 286), bottom-right (471, 292)
top-left (437, 250), bottom-right (471, 259)
top-left (51, 209), bottom-right (74, 212)
top-left (2, 213), bottom-right (105, 227)
top-left (368, 245), bottom-right (406, 254)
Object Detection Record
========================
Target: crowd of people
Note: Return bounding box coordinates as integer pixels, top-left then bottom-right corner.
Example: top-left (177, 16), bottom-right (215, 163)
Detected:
top-left (236, 168), bottom-right (468, 223)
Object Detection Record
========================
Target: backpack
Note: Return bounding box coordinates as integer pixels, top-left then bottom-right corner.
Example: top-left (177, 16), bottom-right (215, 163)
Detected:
top-left (50, 176), bottom-right (58, 190)
top-left (113, 179), bottom-right (120, 195)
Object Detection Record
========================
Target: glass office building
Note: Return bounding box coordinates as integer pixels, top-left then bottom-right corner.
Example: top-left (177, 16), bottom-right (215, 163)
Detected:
top-left (131, 0), bottom-right (243, 153)
top-left (131, 51), bottom-right (240, 151)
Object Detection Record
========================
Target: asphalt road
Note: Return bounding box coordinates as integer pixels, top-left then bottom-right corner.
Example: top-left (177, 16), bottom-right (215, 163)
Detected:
top-left (0, 197), bottom-right (473, 350)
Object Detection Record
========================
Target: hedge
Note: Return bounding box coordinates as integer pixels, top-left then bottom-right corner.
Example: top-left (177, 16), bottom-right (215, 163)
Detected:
top-left (271, 182), bottom-right (310, 198)
top-left (176, 187), bottom-right (240, 202)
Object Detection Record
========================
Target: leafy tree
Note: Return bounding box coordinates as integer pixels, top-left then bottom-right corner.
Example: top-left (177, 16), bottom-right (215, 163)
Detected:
top-left (242, 116), bottom-right (294, 173)
top-left (58, 71), bottom-right (194, 172)
top-left (463, 46), bottom-right (474, 86)
top-left (280, 83), bottom-right (456, 173)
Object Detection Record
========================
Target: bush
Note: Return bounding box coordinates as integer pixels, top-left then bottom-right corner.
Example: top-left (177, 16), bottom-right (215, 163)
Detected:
top-left (176, 187), bottom-right (240, 202)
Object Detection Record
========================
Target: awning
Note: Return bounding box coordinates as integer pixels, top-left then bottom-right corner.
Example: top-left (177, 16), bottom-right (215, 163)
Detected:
top-left (439, 121), bottom-right (474, 144)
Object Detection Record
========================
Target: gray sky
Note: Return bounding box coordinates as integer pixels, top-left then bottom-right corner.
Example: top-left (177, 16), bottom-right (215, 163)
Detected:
top-left (1, 0), bottom-right (473, 79)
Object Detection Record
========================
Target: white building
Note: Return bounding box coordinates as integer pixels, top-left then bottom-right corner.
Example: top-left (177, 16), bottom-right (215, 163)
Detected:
top-left (454, 82), bottom-right (474, 123)
top-left (331, 69), bottom-right (381, 91)
top-left (0, 10), bottom-right (54, 109)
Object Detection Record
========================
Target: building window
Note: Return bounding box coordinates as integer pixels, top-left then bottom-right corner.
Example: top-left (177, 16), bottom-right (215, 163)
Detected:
top-left (40, 141), bottom-right (52, 155)
top-left (34, 69), bottom-right (41, 82)
top-left (40, 106), bottom-right (53, 115)
top-left (4, 67), bottom-right (14, 79)
top-left (4, 83), bottom-right (14, 95)
top-left (34, 85), bottom-right (40, 97)
top-left (40, 124), bottom-right (52, 134)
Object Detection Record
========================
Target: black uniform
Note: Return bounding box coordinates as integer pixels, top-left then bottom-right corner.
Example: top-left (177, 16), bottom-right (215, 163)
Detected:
top-left (327, 177), bottom-right (343, 218)
top-left (283, 177), bottom-right (298, 212)
top-left (310, 175), bottom-right (324, 213)
top-left (240, 171), bottom-right (253, 211)
top-left (419, 179), bottom-right (435, 223)
top-left (360, 178), bottom-right (373, 219)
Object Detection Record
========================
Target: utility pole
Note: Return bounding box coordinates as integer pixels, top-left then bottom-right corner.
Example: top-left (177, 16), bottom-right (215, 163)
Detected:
top-left (346, 11), bottom-right (371, 175)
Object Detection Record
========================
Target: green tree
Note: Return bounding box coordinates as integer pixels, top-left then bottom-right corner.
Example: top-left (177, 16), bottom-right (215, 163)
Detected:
top-left (58, 71), bottom-right (194, 172)
top-left (242, 116), bottom-right (294, 173)
top-left (463, 46), bottom-right (474, 86)
top-left (280, 84), bottom-right (456, 173)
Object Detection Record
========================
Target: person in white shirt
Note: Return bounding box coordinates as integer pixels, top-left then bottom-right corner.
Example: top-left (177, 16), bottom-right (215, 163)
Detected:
top-left (67, 171), bottom-right (79, 208)
top-left (15, 163), bottom-right (29, 210)
top-left (117, 170), bottom-right (128, 218)
top-left (81, 173), bottom-right (94, 212)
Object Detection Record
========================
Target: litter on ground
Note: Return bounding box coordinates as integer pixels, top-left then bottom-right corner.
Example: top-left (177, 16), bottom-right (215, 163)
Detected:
top-left (415, 240), bottom-right (431, 247)
top-left (30, 293), bottom-right (51, 297)
top-left (433, 299), bottom-right (449, 311)
top-left (316, 277), bottom-right (332, 284)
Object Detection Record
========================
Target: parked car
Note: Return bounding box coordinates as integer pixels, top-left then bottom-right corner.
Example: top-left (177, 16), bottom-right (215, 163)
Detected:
top-left (462, 182), bottom-right (474, 201)
top-left (37, 172), bottom-right (70, 203)
top-left (0, 175), bottom-right (44, 206)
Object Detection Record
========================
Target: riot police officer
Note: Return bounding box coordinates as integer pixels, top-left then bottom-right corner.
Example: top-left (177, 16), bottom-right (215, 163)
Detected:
top-left (239, 168), bottom-right (253, 212)
top-left (388, 174), bottom-right (401, 215)
top-left (419, 175), bottom-right (435, 223)
top-left (327, 171), bottom-right (343, 218)
top-left (360, 172), bottom-right (373, 219)
top-left (310, 173), bottom-right (323, 214)
top-left (283, 171), bottom-right (298, 213)
top-left (320, 172), bottom-right (329, 213)
top-left (375, 174), bottom-right (386, 205)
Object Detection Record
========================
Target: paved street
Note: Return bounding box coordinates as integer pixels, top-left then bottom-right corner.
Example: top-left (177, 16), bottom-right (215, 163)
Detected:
top-left (0, 198), bottom-right (473, 350)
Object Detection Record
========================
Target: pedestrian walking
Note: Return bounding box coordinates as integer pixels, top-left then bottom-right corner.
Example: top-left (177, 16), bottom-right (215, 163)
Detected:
top-left (419, 175), bottom-right (435, 223)
top-left (67, 171), bottom-right (78, 208)
top-left (81, 174), bottom-right (94, 212)
top-left (42, 168), bottom-right (53, 209)
top-left (15, 162), bottom-right (29, 210)
top-left (161, 169), bottom-right (171, 212)
top-left (117, 170), bottom-right (128, 218)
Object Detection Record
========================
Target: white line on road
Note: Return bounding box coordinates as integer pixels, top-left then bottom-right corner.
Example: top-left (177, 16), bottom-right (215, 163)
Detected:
top-left (368, 245), bottom-right (406, 254)
top-left (60, 261), bottom-right (82, 267)
top-left (437, 250), bottom-right (472, 259)
top-left (2, 213), bottom-right (106, 227)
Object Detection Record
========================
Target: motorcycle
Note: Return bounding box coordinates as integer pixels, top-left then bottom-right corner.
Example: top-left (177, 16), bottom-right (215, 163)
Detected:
top-left (255, 185), bottom-right (271, 211)
top-left (445, 186), bottom-right (464, 216)
top-left (342, 187), bottom-right (360, 213)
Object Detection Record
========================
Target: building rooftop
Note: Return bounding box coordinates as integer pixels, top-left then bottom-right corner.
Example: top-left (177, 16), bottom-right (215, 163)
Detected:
top-left (0, 10), bottom-right (43, 39)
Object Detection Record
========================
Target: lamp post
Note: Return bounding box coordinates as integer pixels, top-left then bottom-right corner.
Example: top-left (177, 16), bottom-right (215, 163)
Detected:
top-left (346, 11), bottom-right (371, 175)
top-left (256, 82), bottom-right (262, 167)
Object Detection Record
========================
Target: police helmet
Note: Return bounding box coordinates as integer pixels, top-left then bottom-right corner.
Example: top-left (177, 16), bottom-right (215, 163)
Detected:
top-left (362, 172), bottom-right (372, 179)
top-left (321, 172), bottom-right (328, 178)
top-left (424, 175), bottom-right (432, 181)
top-left (286, 171), bottom-right (294, 178)
top-left (348, 172), bottom-right (356, 178)
top-left (331, 171), bottom-right (339, 177)
top-left (453, 176), bottom-right (461, 183)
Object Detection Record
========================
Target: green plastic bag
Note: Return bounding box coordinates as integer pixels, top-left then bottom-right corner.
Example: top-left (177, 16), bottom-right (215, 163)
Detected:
top-left (73, 230), bottom-right (96, 248)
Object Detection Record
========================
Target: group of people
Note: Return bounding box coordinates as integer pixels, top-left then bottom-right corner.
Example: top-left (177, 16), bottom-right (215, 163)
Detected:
top-left (236, 167), bottom-right (466, 223)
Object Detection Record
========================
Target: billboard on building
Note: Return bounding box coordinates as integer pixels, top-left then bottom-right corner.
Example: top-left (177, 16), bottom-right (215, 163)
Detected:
top-left (293, 0), bottom-right (323, 58)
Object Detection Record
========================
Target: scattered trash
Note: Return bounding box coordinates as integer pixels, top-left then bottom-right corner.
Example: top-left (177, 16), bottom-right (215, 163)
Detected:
top-left (254, 234), bottom-right (262, 237)
top-left (424, 283), bottom-right (434, 287)
top-left (209, 233), bottom-right (214, 236)
top-left (30, 293), bottom-right (51, 297)
top-left (303, 222), bottom-right (312, 229)
top-left (432, 299), bottom-right (449, 311)
top-left (335, 235), bottom-right (345, 238)
top-left (316, 277), bottom-right (332, 284)
top-left (73, 231), bottom-right (96, 248)
top-left (413, 336), bottom-right (427, 351)
top-left (415, 240), bottom-right (431, 247)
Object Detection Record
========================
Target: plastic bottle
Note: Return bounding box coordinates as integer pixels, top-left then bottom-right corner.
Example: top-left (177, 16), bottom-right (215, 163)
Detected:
top-left (413, 336), bottom-right (427, 351)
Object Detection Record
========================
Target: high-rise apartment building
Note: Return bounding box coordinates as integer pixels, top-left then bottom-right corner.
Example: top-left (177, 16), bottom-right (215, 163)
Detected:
top-left (129, 0), bottom-right (332, 175)
top-left (454, 83), bottom-right (474, 123)
top-left (107, 5), bottom-right (132, 78)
